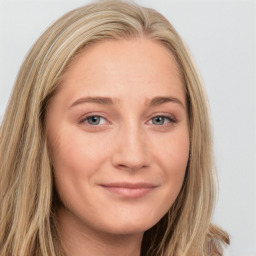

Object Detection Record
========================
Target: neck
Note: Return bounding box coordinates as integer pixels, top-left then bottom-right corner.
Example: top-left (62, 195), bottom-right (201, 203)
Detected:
top-left (56, 207), bottom-right (143, 256)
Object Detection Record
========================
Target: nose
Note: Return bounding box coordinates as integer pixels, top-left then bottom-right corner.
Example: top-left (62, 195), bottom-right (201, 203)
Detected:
top-left (111, 125), bottom-right (150, 171)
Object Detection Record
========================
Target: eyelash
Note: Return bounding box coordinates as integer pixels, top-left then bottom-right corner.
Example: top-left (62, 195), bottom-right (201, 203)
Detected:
top-left (148, 114), bottom-right (177, 125)
top-left (81, 115), bottom-right (109, 126)
top-left (80, 113), bottom-right (177, 127)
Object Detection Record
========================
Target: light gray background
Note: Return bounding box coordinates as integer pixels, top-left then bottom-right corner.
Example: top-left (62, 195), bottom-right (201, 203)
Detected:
top-left (0, 0), bottom-right (255, 255)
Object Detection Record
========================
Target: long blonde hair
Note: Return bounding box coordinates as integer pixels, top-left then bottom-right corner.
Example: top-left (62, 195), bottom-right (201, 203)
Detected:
top-left (0, 0), bottom-right (229, 255)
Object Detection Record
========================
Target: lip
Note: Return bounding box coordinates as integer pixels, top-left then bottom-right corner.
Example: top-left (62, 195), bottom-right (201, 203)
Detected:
top-left (99, 182), bottom-right (158, 198)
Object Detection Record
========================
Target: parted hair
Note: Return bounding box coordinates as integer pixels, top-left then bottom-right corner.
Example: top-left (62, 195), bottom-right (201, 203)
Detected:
top-left (0, 0), bottom-right (229, 255)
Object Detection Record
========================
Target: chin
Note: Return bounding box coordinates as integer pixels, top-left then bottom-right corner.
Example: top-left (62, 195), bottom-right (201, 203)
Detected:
top-left (100, 215), bottom-right (162, 236)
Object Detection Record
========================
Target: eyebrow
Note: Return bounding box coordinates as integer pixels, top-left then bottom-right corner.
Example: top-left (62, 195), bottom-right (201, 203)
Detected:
top-left (69, 96), bottom-right (185, 109)
top-left (149, 96), bottom-right (185, 109)
top-left (70, 97), bottom-right (115, 108)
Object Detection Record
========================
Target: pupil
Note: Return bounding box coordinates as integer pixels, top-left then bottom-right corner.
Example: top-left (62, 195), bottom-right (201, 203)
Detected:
top-left (89, 116), bottom-right (100, 125)
top-left (154, 116), bottom-right (164, 125)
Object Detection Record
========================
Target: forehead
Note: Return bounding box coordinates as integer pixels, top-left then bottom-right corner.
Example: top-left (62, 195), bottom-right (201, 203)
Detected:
top-left (56, 38), bottom-right (186, 107)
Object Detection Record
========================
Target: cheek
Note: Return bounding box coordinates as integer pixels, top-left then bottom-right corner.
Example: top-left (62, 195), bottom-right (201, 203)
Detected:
top-left (50, 126), bottom-right (107, 173)
top-left (154, 127), bottom-right (189, 169)
top-left (154, 129), bottom-right (189, 196)
top-left (49, 127), bottom-right (111, 201)
top-left (168, 134), bottom-right (189, 178)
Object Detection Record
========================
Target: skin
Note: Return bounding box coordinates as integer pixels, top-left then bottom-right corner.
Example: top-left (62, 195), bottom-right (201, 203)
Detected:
top-left (46, 38), bottom-right (190, 256)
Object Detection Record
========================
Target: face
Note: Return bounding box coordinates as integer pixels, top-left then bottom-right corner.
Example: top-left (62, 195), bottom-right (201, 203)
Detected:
top-left (46, 39), bottom-right (189, 236)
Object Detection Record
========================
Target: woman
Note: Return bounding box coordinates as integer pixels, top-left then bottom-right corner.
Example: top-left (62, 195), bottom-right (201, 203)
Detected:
top-left (0, 0), bottom-right (229, 255)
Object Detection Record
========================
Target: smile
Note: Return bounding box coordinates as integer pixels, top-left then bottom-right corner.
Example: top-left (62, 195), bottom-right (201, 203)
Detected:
top-left (99, 182), bottom-right (158, 198)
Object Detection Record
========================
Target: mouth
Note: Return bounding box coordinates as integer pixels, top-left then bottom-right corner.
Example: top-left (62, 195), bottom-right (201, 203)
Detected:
top-left (99, 182), bottom-right (158, 198)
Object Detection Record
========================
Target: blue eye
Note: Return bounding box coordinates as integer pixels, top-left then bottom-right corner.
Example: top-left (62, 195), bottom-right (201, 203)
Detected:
top-left (150, 115), bottom-right (175, 125)
top-left (84, 116), bottom-right (107, 125)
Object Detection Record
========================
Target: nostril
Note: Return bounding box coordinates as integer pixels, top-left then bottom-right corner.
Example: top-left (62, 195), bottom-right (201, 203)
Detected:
top-left (116, 162), bottom-right (148, 171)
